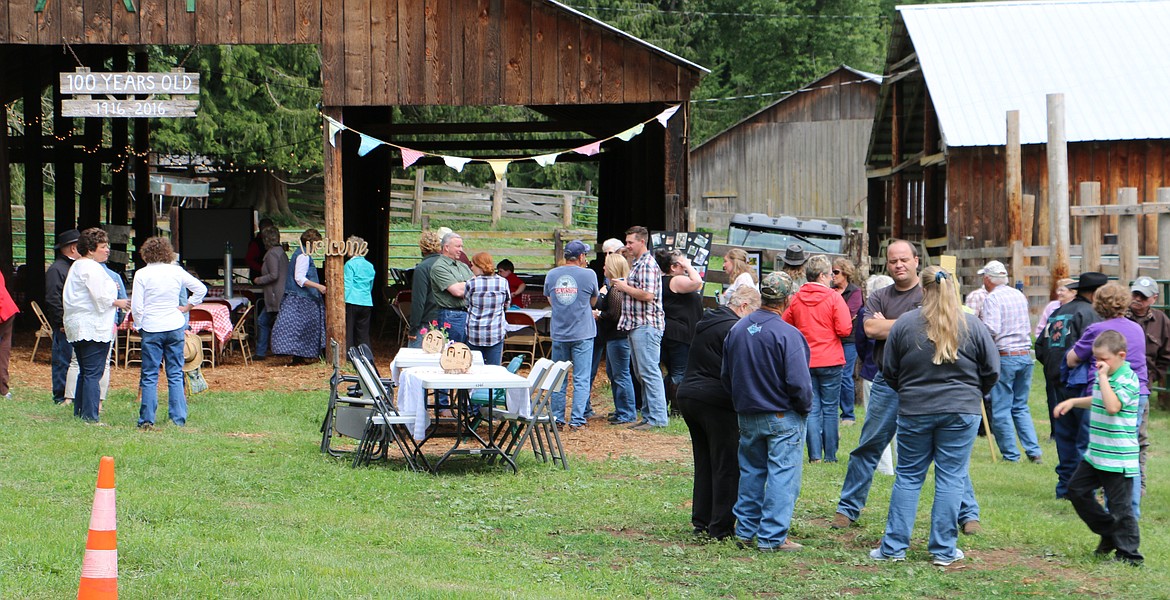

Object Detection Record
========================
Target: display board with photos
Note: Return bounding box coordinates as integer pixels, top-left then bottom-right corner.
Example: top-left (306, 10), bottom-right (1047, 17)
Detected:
top-left (650, 231), bottom-right (714, 278)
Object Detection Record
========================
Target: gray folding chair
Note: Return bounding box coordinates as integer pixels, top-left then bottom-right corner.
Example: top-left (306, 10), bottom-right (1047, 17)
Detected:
top-left (348, 347), bottom-right (429, 472)
top-left (505, 360), bottom-right (570, 470)
top-left (320, 339), bottom-right (373, 457)
top-left (487, 358), bottom-right (554, 457)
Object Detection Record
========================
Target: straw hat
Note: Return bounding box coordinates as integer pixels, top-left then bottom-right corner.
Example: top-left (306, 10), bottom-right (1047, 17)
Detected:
top-left (183, 334), bottom-right (204, 372)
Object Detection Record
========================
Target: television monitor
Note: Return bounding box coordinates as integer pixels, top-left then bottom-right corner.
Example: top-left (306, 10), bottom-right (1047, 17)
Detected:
top-left (177, 208), bottom-right (254, 261)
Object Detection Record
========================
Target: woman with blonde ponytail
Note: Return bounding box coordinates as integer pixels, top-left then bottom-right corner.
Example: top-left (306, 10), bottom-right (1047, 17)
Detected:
top-left (868, 266), bottom-right (999, 566)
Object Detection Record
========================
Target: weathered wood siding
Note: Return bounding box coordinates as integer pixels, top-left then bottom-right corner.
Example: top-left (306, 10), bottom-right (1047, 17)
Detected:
top-left (324, 0), bottom-right (699, 106)
top-left (690, 69), bottom-right (877, 222)
top-left (3, 0), bottom-right (321, 45)
top-left (946, 140), bottom-right (1170, 255)
top-left (3, 0), bottom-right (701, 108)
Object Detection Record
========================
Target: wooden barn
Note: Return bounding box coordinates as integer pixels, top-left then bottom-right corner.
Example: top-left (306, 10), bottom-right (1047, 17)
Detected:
top-left (689, 66), bottom-right (880, 228)
top-left (866, 0), bottom-right (1170, 256)
top-left (0, 0), bottom-right (705, 343)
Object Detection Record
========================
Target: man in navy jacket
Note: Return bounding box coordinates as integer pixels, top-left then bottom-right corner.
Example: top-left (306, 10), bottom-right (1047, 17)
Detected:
top-left (722, 271), bottom-right (813, 552)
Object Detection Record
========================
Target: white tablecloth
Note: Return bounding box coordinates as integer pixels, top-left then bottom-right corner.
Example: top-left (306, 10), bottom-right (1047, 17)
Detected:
top-left (396, 365), bottom-right (531, 441)
top-left (504, 307), bottom-right (553, 333)
top-left (388, 347), bottom-right (484, 383)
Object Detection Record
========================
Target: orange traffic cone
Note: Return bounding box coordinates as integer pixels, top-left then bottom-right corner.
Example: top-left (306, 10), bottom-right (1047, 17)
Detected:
top-left (78, 456), bottom-right (118, 600)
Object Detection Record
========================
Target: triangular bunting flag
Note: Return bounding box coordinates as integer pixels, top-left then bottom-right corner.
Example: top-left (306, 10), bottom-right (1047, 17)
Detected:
top-left (485, 159), bottom-right (511, 182)
top-left (443, 155), bottom-right (473, 172)
top-left (357, 133), bottom-right (382, 157)
top-left (573, 141), bottom-right (601, 157)
top-left (400, 147), bottom-right (424, 168)
top-left (533, 153), bottom-right (560, 167)
top-left (327, 120), bottom-right (342, 148)
top-left (616, 123), bottom-right (645, 142)
top-left (656, 105), bottom-right (681, 128)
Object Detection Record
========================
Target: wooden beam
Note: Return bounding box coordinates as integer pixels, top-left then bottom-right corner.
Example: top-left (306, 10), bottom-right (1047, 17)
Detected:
top-left (889, 51), bottom-right (919, 73)
top-left (1159, 188), bottom-right (1170, 280)
top-left (1069, 202), bottom-right (1170, 216)
top-left (383, 138), bottom-right (590, 151)
top-left (885, 65), bottom-right (920, 85)
top-left (1047, 93), bottom-right (1069, 283)
top-left (920, 152), bottom-right (945, 167)
top-left (366, 120), bottom-right (597, 136)
top-left (23, 63), bottom-right (46, 299)
top-left (1078, 182), bottom-right (1101, 273)
top-left (1118, 187), bottom-right (1139, 283)
top-left (1006, 110), bottom-right (1021, 242)
top-left (0, 102), bottom-right (11, 273)
top-left (323, 106), bottom-right (346, 349)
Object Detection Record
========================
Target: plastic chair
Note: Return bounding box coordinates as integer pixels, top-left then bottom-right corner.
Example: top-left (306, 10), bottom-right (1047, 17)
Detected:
top-left (508, 360), bottom-right (570, 469)
top-left (468, 355), bottom-right (523, 429)
top-left (29, 300), bottom-right (53, 363)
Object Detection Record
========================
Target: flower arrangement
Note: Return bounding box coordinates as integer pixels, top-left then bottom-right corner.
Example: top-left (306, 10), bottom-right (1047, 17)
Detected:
top-left (419, 320), bottom-right (453, 354)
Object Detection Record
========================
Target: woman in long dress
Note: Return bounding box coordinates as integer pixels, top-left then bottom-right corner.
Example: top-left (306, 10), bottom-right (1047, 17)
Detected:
top-left (270, 229), bottom-right (327, 365)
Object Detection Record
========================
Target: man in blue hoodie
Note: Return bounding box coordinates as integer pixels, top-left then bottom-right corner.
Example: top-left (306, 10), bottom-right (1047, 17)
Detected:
top-left (722, 271), bottom-right (813, 552)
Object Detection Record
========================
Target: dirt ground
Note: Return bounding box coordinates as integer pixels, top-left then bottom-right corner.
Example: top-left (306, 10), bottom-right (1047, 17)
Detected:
top-left (8, 329), bottom-right (691, 464)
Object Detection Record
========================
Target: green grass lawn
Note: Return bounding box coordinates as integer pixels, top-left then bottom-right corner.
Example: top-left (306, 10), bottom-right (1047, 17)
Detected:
top-left (1, 368), bottom-right (1165, 598)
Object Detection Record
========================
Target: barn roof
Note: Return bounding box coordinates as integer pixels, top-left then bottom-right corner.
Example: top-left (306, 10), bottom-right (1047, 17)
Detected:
top-left (691, 65), bottom-right (881, 152)
top-left (900, 0), bottom-right (1170, 147)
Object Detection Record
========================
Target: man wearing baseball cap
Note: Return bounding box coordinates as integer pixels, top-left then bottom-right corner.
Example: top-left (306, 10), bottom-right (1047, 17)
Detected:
top-left (544, 239), bottom-right (599, 429)
top-left (977, 260), bottom-right (1043, 464)
top-left (722, 271), bottom-right (813, 552)
top-left (1125, 276), bottom-right (1170, 517)
top-left (45, 229), bottom-right (80, 404)
top-left (1035, 271), bottom-right (1105, 499)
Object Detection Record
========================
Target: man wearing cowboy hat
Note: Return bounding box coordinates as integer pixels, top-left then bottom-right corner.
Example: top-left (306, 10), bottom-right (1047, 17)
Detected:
top-left (1035, 271), bottom-right (1106, 499)
top-left (44, 229), bottom-right (80, 404)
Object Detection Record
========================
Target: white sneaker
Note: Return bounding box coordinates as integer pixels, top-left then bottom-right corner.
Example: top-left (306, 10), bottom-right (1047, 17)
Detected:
top-left (932, 548), bottom-right (965, 566)
top-left (869, 548), bottom-right (905, 562)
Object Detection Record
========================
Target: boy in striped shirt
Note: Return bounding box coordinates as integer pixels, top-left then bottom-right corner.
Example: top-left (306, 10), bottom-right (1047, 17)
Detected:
top-left (1053, 330), bottom-right (1142, 565)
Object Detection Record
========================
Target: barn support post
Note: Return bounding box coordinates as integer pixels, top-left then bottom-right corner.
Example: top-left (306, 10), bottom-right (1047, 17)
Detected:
top-left (492, 179), bottom-right (505, 227)
top-left (323, 106), bottom-right (346, 349)
top-left (133, 50), bottom-right (153, 266)
top-left (1078, 182), bottom-right (1101, 274)
top-left (1046, 93), bottom-right (1070, 283)
top-left (412, 169), bottom-right (425, 224)
top-left (109, 50), bottom-right (130, 252)
top-left (1159, 188), bottom-right (1170, 280)
top-left (0, 105), bottom-right (12, 273)
top-left (1006, 110), bottom-right (1022, 242)
top-left (53, 55), bottom-right (76, 235)
top-left (1117, 187), bottom-right (1139, 283)
top-left (24, 61), bottom-right (47, 300)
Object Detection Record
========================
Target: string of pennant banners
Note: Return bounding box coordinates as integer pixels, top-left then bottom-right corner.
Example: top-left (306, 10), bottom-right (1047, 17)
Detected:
top-left (322, 104), bottom-right (680, 181)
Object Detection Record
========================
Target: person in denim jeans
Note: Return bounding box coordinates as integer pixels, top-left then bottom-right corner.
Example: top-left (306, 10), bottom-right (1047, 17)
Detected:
top-left (544, 240), bottom-right (598, 428)
top-left (869, 266), bottom-right (999, 566)
top-left (832, 258), bottom-right (863, 425)
top-left (721, 271), bottom-right (813, 552)
top-left (610, 226), bottom-right (669, 430)
top-left (834, 241), bottom-right (983, 533)
top-left (976, 260), bottom-right (1043, 463)
top-left (132, 237), bottom-right (207, 427)
top-left (599, 253), bottom-right (637, 424)
top-left (783, 255), bottom-right (852, 462)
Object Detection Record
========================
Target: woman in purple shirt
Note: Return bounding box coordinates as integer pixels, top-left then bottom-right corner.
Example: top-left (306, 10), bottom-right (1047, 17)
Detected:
top-left (1066, 282), bottom-right (1148, 396)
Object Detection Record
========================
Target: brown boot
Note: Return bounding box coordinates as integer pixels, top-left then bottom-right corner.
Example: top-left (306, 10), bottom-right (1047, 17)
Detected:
top-left (961, 520), bottom-right (982, 535)
top-left (830, 513), bottom-right (854, 529)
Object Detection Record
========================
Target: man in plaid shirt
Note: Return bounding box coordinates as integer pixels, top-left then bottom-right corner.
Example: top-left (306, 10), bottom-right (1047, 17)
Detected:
top-left (610, 226), bottom-right (669, 430)
top-left (978, 260), bottom-right (1043, 463)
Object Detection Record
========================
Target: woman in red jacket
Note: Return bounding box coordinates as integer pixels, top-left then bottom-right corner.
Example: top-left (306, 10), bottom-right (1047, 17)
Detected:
top-left (783, 254), bottom-right (853, 462)
top-left (0, 269), bottom-right (18, 399)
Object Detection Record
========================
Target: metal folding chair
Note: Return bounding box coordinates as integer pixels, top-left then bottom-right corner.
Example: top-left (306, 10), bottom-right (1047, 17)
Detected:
top-left (496, 360), bottom-right (570, 469)
top-left (485, 358), bottom-right (553, 454)
top-left (503, 312), bottom-right (539, 366)
top-left (320, 339), bottom-right (373, 457)
top-left (29, 300), bottom-right (53, 363)
top-left (348, 346), bottom-right (429, 472)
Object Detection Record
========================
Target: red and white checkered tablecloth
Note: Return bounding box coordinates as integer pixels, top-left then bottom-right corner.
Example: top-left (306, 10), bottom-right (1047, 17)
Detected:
top-left (189, 303), bottom-right (233, 346)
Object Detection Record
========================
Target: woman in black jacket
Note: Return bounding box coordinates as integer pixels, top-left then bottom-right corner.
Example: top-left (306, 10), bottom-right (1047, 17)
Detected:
top-left (677, 285), bottom-right (761, 539)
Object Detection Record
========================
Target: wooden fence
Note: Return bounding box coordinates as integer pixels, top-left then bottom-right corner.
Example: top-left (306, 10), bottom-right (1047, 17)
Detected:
top-left (386, 228), bottom-right (598, 274)
top-left (386, 173), bottom-right (597, 228)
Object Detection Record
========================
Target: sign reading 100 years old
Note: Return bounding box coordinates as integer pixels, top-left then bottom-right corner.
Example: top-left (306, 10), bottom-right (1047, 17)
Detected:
top-left (59, 69), bottom-right (200, 119)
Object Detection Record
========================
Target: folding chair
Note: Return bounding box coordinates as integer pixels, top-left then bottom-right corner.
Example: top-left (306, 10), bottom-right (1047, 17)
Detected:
top-left (509, 360), bottom-right (570, 470)
top-left (503, 312), bottom-right (539, 366)
top-left (486, 358), bottom-right (554, 462)
top-left (123, 313), bottom-right (143, 369)
top-left (320, 339), bottom-right (373, 457)
top-left (383, 289), bottom-right (412, 346)
top-left (188, 307), bottom-right (217, 368)
top-left (223, 303), bottom-right (254, 365)
top-left (348, 346), bottom-right (429, 472)
top-left (29, 300), bottom-right (53, 362)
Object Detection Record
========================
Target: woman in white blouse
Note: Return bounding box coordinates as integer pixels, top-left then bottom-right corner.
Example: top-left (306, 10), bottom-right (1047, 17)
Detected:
top-left (131, 237), bottom-right (208, 428)
top-left (63, 228), bottom-right (130, 423)
top-left (720, 248), bottom-right (758, 305)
